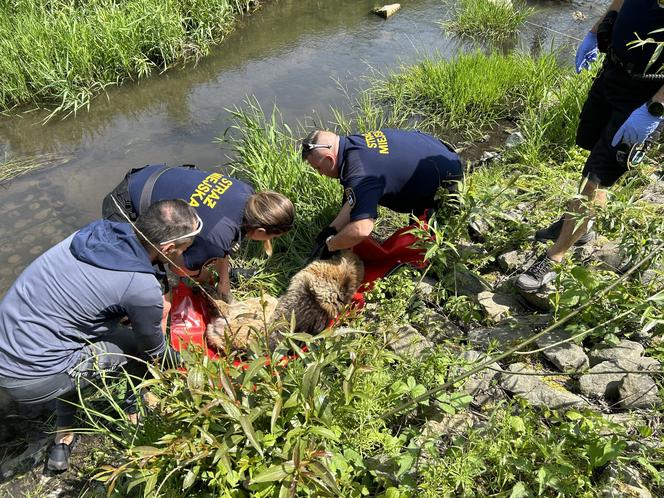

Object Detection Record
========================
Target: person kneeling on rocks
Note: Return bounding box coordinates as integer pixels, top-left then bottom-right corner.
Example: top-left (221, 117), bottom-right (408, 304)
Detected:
top-left (0, 199), bottom-right (199, 472)
top-left (301, 129), bottom-right (464, 259)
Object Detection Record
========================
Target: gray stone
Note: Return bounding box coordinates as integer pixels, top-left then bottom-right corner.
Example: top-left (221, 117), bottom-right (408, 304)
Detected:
top-left (640, 268), bottom-right (664, 288)
top-left (415, 276), bottom-right (438, 297)
top-left (388, 325), bottom-right (433, 359)
top-left (500, 363), bottom-right (588, 410)
top-left (505, 131), bottom-right (525, 148)
top-left (456, 350), bottom-right (503, 406)
top-left (468, 314), bottom-right (550, 350)
top-left (479, 150), bottom-right (500, 164)
top-left (619, 373), bottom-right (660, 410)
top-left (421, 411), bottom-right (479, 438)
top-left (640, 178), bottom-right (664, 205)
top-left (578, 360), bottom-right (627, 400)
top-left (517, 282), bottom-right (554, 311)
top-left (452, 269), bottom-right (491, 297)
top-left (600, 462), bottom-right (653, 498)
top-left (592, 239), bottom-right (626, 272)
top-left (497, 250), bottom-right (528, 273)
top-left (589, 340), bottom-right (645, 367)
top-left (535, 329), bottom-right (589, 372)
top-left (476, 291), bottom-right (522, 322)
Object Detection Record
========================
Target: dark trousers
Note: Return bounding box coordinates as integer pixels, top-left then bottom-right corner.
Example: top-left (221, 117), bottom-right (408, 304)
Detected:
top-left (0, 325), bottom-right (146, 427)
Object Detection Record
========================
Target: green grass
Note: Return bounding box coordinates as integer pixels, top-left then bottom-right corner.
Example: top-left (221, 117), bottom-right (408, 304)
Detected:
top-left (443, 0), bottom-right (534, 42)
top-left (0, 0), bottom-right (258, 119)
top-left (370, 51), bottom-right (568, 141)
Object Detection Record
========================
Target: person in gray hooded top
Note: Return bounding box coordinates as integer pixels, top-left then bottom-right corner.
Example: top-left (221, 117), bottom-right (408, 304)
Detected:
top-left (0, 199), bottom-right (199, 472)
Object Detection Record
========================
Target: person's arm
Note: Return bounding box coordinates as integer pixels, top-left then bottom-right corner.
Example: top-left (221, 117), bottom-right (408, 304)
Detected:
top-left (213, 256), bottom-right (231, 301)
top-left (326, 218), bottom-right (375, 251)
top-left (329, 202), bottom-right (352, 232)
top-left (123, 279), bottom-right (167, 361)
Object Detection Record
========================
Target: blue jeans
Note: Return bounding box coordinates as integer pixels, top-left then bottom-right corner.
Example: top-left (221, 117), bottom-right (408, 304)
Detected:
top-left (0, 325), bottom-right (146, 427)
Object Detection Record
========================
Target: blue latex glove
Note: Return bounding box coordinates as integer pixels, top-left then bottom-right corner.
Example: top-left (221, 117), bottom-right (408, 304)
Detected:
top-left (611, 103), bottom-right (664, 147)
top-left (575, 31), bottom-right (598, 73)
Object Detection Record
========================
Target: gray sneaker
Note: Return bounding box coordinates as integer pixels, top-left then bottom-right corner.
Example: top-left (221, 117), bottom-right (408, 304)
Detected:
top-left (515, 255), bottom-right (558, 292)
top-left (535, 216), bottom-right (594, 246)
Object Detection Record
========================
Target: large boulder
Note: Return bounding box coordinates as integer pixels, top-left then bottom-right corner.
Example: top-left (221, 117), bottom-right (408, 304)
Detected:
top-left (588, 340), bottom-right (644, 367)
top-left (468, 314), bottom-right (550, 350)
top-left (618, 373), bottom-right (660, 410)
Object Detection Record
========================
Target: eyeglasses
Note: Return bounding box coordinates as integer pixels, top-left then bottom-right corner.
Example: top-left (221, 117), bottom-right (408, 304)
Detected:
top-left (301, 142), bottom-right (332, 160)
top-left (160, 212), bottom-right (203, 245)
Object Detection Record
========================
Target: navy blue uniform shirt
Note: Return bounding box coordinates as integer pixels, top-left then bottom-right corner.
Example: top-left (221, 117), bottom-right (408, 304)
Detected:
top-left (338, 129), bottom-right (464, 221)
top-left (612, 0), bottom-right (664, 75)
top-left (128, 165), bottom-right (254, 270)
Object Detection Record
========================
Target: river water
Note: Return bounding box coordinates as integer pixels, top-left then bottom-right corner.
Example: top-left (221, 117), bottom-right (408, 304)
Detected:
top-left (0, 0), bottom-right (600, 295)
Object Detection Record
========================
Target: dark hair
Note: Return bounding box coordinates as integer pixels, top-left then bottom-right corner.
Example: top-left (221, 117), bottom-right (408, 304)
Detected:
top-left (243, 192), bottom-right (295, 235)
top-left (134, 199), bottom-right (199, 247)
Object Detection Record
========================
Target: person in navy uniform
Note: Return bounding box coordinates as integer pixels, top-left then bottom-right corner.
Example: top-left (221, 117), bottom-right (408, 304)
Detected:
top-left (301, 129), bottom-right (464, 258)
top-left (103, 165), bottom-right (295, 305)
top-left (516, 0), bottom-right (664, 292)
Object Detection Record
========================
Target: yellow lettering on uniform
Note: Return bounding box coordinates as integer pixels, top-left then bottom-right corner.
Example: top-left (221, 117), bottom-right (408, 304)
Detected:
top-left (379, 144), bottom-right (389, 154)
top-left (203, 197), bottom-right (217, 209)
top-left (189, 198), bottom-right (199, 207)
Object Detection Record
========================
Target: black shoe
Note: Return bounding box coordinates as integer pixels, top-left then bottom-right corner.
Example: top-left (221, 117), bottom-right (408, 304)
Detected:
top-left (535, 217), bottom-right (595, 246)
top-left (47, 434), bottom-right (80, 472)
top-left (229, 267), bottom-right (258, 284)
top-left (515, 254), bottom-right (558, 292)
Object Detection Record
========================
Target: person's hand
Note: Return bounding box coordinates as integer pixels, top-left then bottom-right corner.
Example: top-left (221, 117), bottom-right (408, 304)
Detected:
top-left (309, 226), bottom-right (337, 259)
top-left (611, 103), bottom-right (664, 147)
top-left (575, 31), bottom-right (598, 73)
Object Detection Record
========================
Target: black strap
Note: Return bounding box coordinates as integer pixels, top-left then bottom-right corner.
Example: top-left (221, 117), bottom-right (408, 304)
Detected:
top-left (138, 166), bottom-right (171, 215)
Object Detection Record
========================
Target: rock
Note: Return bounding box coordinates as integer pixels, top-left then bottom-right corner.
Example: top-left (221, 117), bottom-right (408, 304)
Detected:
top-left (468, 314), bottom-right (550, 350)
top-left (640, 178), bottom-right (664, 205)
top-left (415, 276), bottom-right (438, 297)
top-left (456, 350), bottom-right (503, 406)
top-left (373, 3), bottom-right (401, 18)
top-left (518, 283), bottom-right (554, 311)
top-left (618, 373), bottom-right (659, 410)
top-left (572, 10), bottom-right (586, 21)
top-left (476, 291), bottom-right (523, 322)
top-left (421, 411), bottom-right (479, 438)
top-left (578, 360), bottom-right (627, 400)
top-left (589, 340), bottom-right (644, 367)
top-left (640, 268), bottom-right (664, 288)
top-left (592, 239), bottom-right (626, 272)
top-left (497, 250), bottom-right (528, 273)
top-left (415, 308), bottom-right (465, 342)
top-left (500, 363), bottom-right (588, 410)
top-left (388, 325), bottom-right (433, 359)
top-left (450, 269), bottom-right (491, 297)
top-left (600, 462), bottom-right (653, 498)
top-left (535, 329), bottom-right (589, 372)
top-left (505, 131), bottom-right (525, 148)
top-left (479, 150), bottom-right (500, 164)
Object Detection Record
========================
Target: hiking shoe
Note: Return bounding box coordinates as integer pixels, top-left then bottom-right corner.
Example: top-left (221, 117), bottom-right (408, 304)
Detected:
top-left (229, 267), bottom-right (258, 284)
top-left (47, 434), bottom-right (80, 472)
top-left (515, 254), bottom-right (558, 292)
top-left (534, 216), bottom-right (595, 246)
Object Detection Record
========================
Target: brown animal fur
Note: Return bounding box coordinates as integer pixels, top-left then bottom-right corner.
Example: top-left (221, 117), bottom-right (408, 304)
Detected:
top-left (273, 251), bottom-right (364, 334)
top-left (205, 251), bottom-right (364, 351)
top-left (205, 295), bottom-right (278, 352)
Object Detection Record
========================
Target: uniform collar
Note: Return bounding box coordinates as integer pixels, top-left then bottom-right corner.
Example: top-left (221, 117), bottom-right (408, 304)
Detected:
top-left (337, 135), bottom-right (347, 181)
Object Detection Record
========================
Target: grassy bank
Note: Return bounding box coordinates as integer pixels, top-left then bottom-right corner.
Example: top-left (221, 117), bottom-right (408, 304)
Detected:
top-left (4, 51), bottom-right (661, 497)
top-left (0, 0), bottom-right (258, 118)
